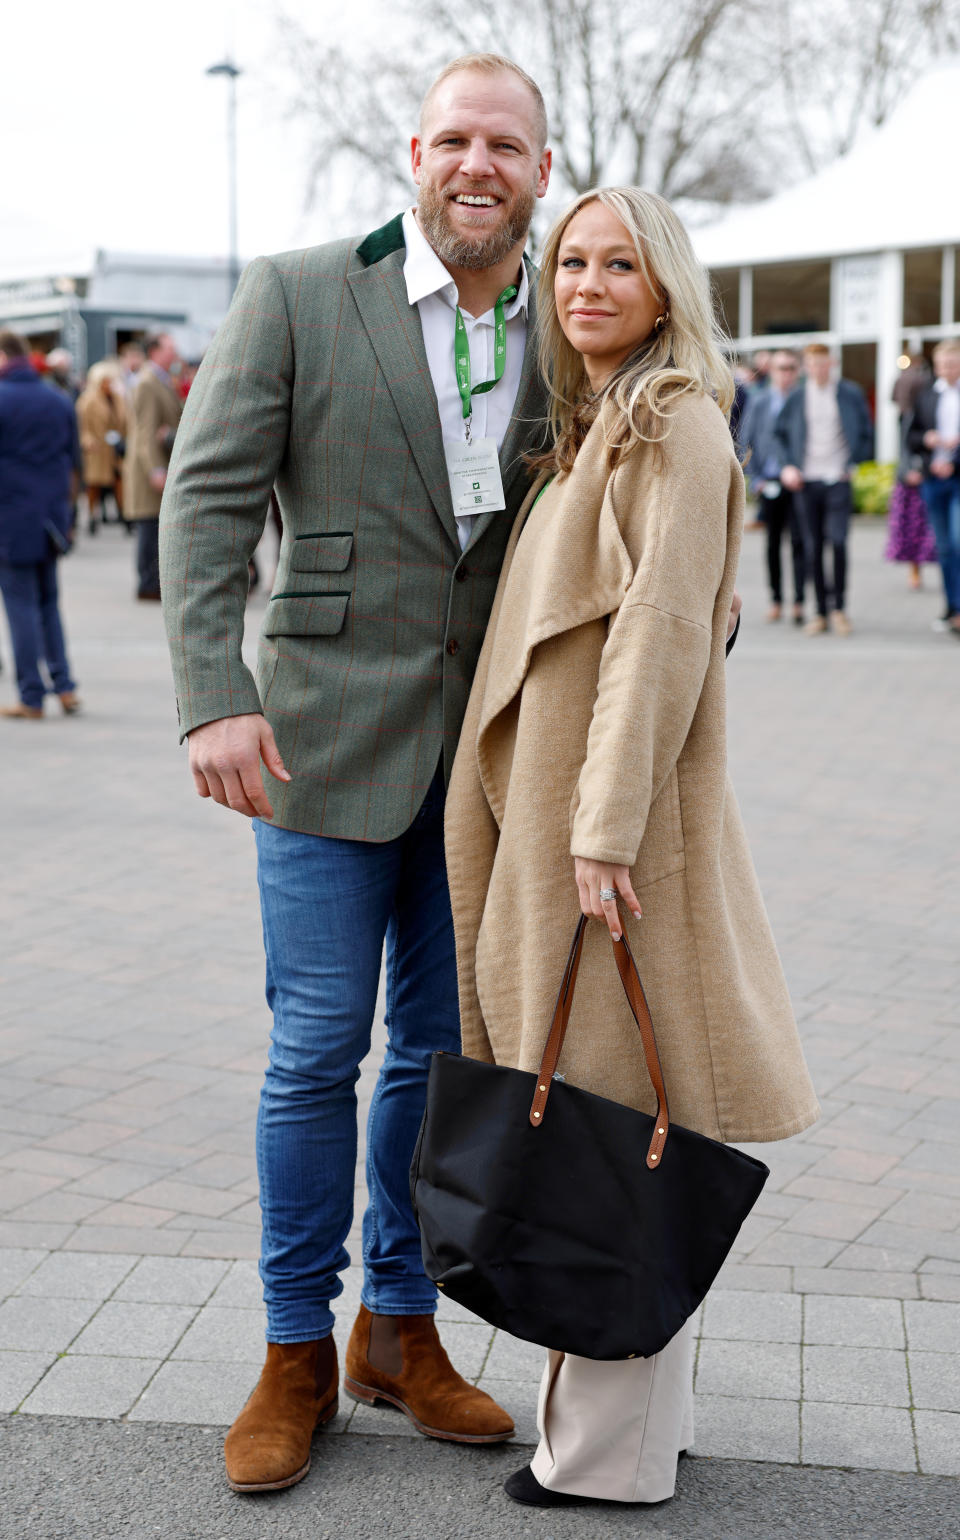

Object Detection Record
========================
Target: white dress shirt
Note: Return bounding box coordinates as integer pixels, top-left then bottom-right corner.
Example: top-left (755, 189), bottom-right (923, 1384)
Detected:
top-left (402, 207), bottom-right (529, 549)
top-left (803, 380), bottom-right (848, 483)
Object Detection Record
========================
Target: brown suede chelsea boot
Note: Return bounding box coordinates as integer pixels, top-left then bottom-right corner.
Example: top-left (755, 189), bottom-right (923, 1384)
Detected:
top-left (224, 1336), bottom-right (339, 1492)
top-left (344, 1304), bottom-right (514, 1443)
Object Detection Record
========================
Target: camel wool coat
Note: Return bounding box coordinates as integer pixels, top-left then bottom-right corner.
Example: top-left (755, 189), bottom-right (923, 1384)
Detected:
top-left (445, 392), bottom-right (819, 1144)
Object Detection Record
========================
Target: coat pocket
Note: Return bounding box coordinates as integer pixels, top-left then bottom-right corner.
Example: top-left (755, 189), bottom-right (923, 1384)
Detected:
top-left (263, 591), bottom-right (350, 637)
top-left (291, 532), bottom-right (354, 573)
top-left (635, 766), bottom-right (686, 888)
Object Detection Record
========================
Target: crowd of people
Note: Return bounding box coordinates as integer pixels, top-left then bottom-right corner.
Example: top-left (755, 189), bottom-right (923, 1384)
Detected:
top-left (736, 340), bottom-right (960, 637)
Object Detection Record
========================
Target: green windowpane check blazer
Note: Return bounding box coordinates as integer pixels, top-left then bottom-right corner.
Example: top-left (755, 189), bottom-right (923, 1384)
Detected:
top-left (159, 215), bottom-right (548, 841)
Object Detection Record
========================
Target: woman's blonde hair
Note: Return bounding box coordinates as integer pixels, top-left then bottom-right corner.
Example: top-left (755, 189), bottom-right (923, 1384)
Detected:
top-left (532, 186), bottom-right (735, 474)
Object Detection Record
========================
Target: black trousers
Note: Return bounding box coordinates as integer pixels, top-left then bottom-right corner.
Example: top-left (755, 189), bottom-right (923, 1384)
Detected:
top-left (795, 481), bottom-right (852, 616)
top-left (760, 487), bottom-right (805, 605)
top-left (135, 517), bottom-right (161, 597)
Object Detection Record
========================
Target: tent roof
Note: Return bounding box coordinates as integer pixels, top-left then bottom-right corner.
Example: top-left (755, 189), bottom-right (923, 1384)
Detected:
top-left (693, 66), bottom-right (960, 270)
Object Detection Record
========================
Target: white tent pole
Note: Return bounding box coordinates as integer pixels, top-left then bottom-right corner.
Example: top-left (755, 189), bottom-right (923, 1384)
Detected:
top-left (876, 251), bottom-right (904, 464)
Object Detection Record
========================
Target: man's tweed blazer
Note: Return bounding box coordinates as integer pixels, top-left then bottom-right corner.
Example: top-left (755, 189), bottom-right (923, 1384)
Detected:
top-left (159, 216), bottom-right (547, 841)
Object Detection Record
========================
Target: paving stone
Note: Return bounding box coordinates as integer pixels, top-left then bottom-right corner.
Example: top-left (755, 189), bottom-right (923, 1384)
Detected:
top-left (60, 1226), bottom-right (184, 1257)
top-left (0, 1350), bottom-right (57, 1412)
top-left (70, 1300), bottom-right (198, 1358)
top-left (904, 1300), bottom-right (960, 1353)
top-left (171, 1305), bottom-right (266, 1363)
top-left (483, 1330), bottom-right (550, 1382)
top-left (746, 1232), bottom-right (847, 1268)
top-left (701, 1289), bottom-right (802, 1343)
top-left (19, 1354), bottom-right (161, 1418)
top-left (692, 1394), bottom-right (799, 1464)
top-left (115, 1256), bottom-right (230, 1306)
top-left (63, 1162), bottom-right (164, 1201)
top-left (908, 1351), bottom-right (960, 1413)
top-left (127, 1357), bottom-right (352, 1431)
top-left (801, 1402), bottom-right (917, 1472)
top-left (0, 1294), bottom-right (100, 1351)
top-left (920, 1275), bottom-right (960, 1303)
top-left (0, 1248), bottom-right (46, 1297)
top-left (15, 1250), bottom-right (137, 1301)
top-left (694, 1339), bottom-right (800, 1401)
top-left (913, 1410), bottom-right (960, 1475)
top-left (803, 1345), bottom-right (909, 1406)
top-left (803, 1294), bottom-right (905, 1348)
top-left (177, 1230), bottom-right (260, 1260)
top-left (794, 1267), bottom-right (919, 1300)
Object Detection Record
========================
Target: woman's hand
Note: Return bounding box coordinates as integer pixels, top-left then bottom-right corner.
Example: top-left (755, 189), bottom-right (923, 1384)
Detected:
top-left (574, 857), bottom-right (642, 941)
top-left (727, 588), bottom-right (743, 642)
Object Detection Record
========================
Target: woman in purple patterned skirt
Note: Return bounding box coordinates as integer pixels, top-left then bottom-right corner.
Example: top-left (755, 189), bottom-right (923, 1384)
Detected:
top-left (886, 456), bottom-right (937, 589)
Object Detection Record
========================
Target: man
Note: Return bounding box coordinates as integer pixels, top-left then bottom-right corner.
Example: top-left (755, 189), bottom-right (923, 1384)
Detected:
top-left (127, 332), bottom-right (182, 600)
top-left (740, 349), bottom-right (806, 624)
top-left (907, 339), bottom-right (960, 635)
top-left (0, 329), bottom-right (80, 719)
top-left (160, 54), bottom-right (552, 1494)
top-left (775, 342), bottom-right (873, 636)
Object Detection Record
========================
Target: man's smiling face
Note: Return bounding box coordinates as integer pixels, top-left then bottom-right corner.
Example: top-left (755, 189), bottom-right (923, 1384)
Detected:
top-left (411, 68), bottom-right (551, 272)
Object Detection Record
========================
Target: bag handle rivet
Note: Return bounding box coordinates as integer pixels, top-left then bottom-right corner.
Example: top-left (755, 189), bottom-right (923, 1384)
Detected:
top-left (533, 1111), bottom-right (541, 1119)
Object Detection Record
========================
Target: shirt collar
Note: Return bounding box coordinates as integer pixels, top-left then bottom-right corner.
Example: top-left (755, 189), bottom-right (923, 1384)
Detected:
top-left (934, 377), bottom-right (959, 393)
top-left (402, 207), bottom-right (528, 319)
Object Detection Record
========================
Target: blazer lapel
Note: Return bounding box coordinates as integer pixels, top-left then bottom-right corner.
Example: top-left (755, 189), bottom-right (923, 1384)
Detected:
top-left (347, 245), bottom-right (460, 550)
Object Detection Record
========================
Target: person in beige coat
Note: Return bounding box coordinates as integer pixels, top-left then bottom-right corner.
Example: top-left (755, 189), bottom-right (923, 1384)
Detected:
top-left (125, 332), bottom-right (182, 599)
top-left (445, 187), bottom-right (819, 1509)
top-left (76, 362), bottom-right (128, 534)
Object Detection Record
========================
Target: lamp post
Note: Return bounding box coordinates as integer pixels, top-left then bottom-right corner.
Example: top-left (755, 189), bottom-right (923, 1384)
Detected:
top-left (206, 59), bottom-right (243, 300)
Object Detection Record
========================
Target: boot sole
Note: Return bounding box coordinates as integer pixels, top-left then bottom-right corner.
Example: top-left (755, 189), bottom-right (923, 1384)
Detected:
top-left (343, 1376), bottom-right (514, 1444)
top-left (226, 1394), bottom-right (339, 1492)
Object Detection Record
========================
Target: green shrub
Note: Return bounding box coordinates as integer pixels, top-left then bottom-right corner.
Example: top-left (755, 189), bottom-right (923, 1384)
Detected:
top-left (852, 461), bottom-right (896, 515)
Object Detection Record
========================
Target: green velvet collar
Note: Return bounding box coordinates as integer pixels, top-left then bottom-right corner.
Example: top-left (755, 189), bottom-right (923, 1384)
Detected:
top-left (356, 214), bottom-right (406, 268)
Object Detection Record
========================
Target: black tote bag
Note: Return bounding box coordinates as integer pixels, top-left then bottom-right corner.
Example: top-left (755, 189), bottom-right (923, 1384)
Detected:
top-left (410, 916), bottom-right (769, 1361)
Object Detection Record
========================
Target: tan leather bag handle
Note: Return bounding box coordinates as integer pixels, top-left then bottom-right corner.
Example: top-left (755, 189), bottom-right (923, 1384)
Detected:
top-left (528, 915), bottom-right (670, 1170)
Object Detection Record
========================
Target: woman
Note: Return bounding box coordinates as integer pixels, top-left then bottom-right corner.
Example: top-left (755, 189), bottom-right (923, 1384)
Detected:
top-left (76, 361), bottom-right (127, 534)
top-left (444, 188), bottom-right (819, 1507)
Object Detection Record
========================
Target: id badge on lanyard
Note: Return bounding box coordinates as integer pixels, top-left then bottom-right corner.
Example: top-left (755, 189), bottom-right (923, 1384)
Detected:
top-left (443, 284), bottom-right (516, 517)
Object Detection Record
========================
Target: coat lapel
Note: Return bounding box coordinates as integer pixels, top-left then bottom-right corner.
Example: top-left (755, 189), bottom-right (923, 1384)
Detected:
top-left (347, 227), bottom-right (460, 550)
top-left (475, 415), bottom-right (635, 757)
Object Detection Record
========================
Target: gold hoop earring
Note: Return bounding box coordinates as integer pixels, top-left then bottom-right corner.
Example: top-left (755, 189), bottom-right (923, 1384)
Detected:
top-left (654, 312), bottom-right (670, 334)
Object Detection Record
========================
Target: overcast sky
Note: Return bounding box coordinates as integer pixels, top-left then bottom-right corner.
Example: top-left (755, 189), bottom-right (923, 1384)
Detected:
top-left (1, 1), bottom-right (389, 277)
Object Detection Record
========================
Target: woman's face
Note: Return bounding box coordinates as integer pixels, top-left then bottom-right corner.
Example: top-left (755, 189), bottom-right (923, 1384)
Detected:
top-left (555, 202), bottom-right (663, 388)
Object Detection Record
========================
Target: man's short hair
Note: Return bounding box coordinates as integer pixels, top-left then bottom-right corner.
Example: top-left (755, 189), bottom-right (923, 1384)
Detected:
top-left (803, 342), bottom-right (831, 357)
top-left (0, 328), bottom-right (28, 358)
top-left (933, 338), bottom-right (960, 357)
top-left (143, 333), bottom-right (169, 356)
top-left (420, 54), bottom-right (548, 150)
top-left (771, 348), bottom-right (799, 364)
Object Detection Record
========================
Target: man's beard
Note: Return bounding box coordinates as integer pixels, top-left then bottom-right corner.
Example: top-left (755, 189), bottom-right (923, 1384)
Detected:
top-left (417, 180), bottom-right (536, 270)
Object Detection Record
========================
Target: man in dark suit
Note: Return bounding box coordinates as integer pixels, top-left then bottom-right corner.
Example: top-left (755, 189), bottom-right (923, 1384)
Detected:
top-left (775, 343), bottom-right (874, 637)
top-left (907, 338), bottom-right (960, 634)
top-left (161, 54), bottom-right (552, 1493)
top-left (740, 348), bottom-right (806, 624)
top-left (0, 329), bottom-right (80, 719)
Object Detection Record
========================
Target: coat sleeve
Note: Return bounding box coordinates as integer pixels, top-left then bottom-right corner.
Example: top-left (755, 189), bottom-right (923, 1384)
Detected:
top-left (570, 408), bottom-right (735, 867)
top-left (159, 256), bottom-right (294, 738)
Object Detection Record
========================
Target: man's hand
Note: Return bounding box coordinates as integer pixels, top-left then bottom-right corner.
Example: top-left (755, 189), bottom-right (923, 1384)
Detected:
top-left (188, 713), bottom-right (291, 820)
top-left (727, 589), bottom-right (743, 642)
top-left (931, 457), bottom-right (955, 480)
top-left (780, 465), bottom-right (803, 491)
top-left (149, 468), bottom-right (167, 492)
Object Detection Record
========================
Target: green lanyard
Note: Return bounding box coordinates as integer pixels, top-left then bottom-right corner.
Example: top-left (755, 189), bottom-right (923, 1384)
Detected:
top-left (454, 284), bottom-right (517, 442)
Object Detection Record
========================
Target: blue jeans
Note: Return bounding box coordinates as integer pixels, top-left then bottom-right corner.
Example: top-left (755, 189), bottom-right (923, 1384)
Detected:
top-left (921, 475), bottom-right (960, 614)
top-left (253, 767), bottom-right (461, 1342)
top-left (0, 557), bottom-right (75, 709)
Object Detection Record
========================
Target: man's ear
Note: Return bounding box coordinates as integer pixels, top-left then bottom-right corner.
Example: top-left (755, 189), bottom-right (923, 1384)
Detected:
top-left (536, 147), bottom-right (552, 200)
top-left (411, 135), bottom-right (423, 185)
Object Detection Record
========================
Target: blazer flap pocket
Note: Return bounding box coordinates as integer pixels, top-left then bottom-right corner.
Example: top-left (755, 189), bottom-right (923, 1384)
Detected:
top-left (292, 532), bottom-right (354, 573)
top-left (264, 592), bottom-right (349, 637)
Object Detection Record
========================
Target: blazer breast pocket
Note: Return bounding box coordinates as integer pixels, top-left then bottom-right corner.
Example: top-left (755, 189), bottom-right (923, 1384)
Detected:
top-left (292, 532), bottom-right (354, 573)
top-left (263, 592), bottom-right (350, 637)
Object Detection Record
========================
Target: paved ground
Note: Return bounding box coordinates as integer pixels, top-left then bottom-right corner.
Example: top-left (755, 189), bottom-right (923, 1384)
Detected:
top-left (0, 515), bottom-right (958, 1533)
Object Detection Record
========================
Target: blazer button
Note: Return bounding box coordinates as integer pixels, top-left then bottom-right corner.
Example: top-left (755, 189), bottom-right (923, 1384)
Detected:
top-left (446, 639), bottom-right (460, 656)
top-left (454, 566), bottom-right (469, 583)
